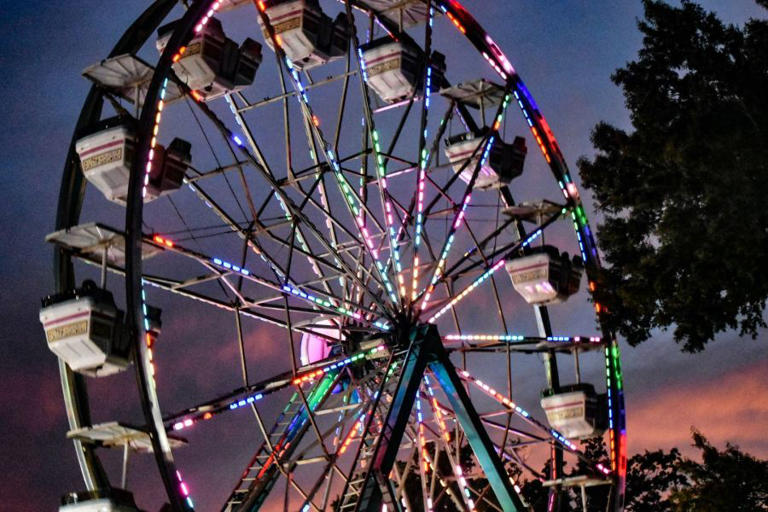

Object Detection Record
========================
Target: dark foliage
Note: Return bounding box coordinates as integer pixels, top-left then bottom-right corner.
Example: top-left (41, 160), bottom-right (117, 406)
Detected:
top-left (625, 431), bottom-right (768, 511)
top-left (578, 0), bottom-right (768, 351)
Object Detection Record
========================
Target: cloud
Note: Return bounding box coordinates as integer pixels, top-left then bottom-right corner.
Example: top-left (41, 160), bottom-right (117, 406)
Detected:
top-left (627, 360), bottom-right (768, 458)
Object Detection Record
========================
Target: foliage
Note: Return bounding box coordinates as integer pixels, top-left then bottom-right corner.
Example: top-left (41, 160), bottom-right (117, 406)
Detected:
top-left (625, 431), bottom-right (768, 511)
top-left (577, 0), bottom-right (768, 351)
top-left (625, 448), bottom-right (686, 511)
top-left (381, 433), bottom-right (768, 511)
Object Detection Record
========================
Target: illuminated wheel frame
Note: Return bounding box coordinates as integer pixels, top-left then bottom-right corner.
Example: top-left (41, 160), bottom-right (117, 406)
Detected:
top-left (54, 1), bottom-right (627, 511)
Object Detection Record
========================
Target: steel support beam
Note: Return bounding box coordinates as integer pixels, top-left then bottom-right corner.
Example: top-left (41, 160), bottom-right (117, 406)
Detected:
top-left (353, 324), bottom-right (524, 512)
top-left (429, 347), bottom-right (526, 512)
top-left (354, 326), bottom-right (432, 511)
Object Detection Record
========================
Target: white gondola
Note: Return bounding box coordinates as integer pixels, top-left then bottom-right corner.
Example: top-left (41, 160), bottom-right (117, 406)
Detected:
top-left (75, 119), bottom-right (136, 204)
top-left (75, 117), bottom-right (191, 205)
top-left (540, 384), bottom-right (605, 439)
top-left (300, 318), bottom-right (342, 365)
top-left (444, 132), bottom-right (526, 189)
top-left (157, 17), bottom-right (262, 100)
top-left (505, 246), bottom-right (582, 305)
top-left (39, 281), bottom-right (130, 377)
top-left (60, 489), bottom-right (140, 512)
top-left (360, 37), bottom-right (424, 104)
top-left (258, 0), bottom-right (349, 70)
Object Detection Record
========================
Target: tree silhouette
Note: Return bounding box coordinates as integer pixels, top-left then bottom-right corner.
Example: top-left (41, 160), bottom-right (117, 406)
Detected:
top-left (578, 0), bottom-right (768, 351)
top-left (626, 431), bottom-right (768, 511)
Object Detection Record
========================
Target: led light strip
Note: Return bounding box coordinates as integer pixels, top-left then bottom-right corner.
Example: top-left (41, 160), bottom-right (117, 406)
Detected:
top-left (424, 373), bottom-right (528, 502)
top-left (414, 395), bottom-right (434, 511)
top-left (420, 87), bottom-right (514, 309)
top-left (224, 95), bottom-right (328, 288)
top-left (605, 344), bottom-right (626, 475)
top-left (170, 344), bottom-right (389, 432)
top-left (171, 391), bottom-right (264, 432)
top-left (443, 334), bottom-right (603, 344)
top-left (458, 369), bottom-right (611, 477)
top-left (152, 234), bottom-right (378, 326)
top-left (422, 376), bottom-right (476, 511)
top-left (410, 6), bottom-right (436, 303)
top-left (282, 284), bottom-right (363, 321)
top-left (255, 1), bottom-right (398, 305)
top-left (290, 345), bottom-right (387, 385)
top-left (338, 404), bottom-right (371, 455)
top-left (426, 224), bottom-right (545, 323)
top-left (427, 259), bottom-right (505, 322)
top-left (355, 47), bottom-right (407, 300)
top-left (140, 3), bottom-right (225, 508)
top-left (438, 0), bottom-right (621, 490)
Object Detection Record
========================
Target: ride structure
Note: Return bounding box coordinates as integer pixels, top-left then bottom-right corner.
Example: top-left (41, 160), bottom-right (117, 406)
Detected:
top-left (44, 1), bottom-right (626, 511)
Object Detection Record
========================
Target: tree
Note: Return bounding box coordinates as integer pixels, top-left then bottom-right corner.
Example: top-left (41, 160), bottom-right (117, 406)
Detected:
top-left (577, 0), bottom-right (768, 351)
top-left (625, 431), bottom-right (768, 511)
top-left (625, 448), bottom-right (686, 511)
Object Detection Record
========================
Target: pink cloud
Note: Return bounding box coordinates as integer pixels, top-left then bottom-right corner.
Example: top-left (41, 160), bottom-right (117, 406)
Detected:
top-left (627, 360), bottom-right (768, 458)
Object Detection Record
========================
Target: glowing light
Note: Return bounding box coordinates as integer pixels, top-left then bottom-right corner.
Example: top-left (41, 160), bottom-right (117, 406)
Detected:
top-left (428, 259), bottom-right (506, 322)
top-left (256, 9), bottom-right (398, 304)
top-left (281, 284), bottom-right (364, 322)
top-left (139, 6), bottom-right (223, 508)
top-left (290, 345), bottom-right (387, 385)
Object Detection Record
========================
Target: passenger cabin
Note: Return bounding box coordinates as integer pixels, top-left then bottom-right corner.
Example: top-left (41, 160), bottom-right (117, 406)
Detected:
top-left (157, 17), bottom-right (262, 100)
top-left (360, 38), bottom-right (445, 104)
top-left (145, 137), bottom-right (191, 201)
top-left (40, 280), bottom-right (130, 377)
top-left (75, 117), bottom-right (191, 205)
top-left (258, 0), bottom-right (349, 70)
top-left (60, 488), bottom-right (140, 512)
top-left (444, 131), bottom-right (526, 189)
top-left (300, 318), bottom-right (342, 366)
top-left (540, 384), bottom-right (606, 439)
top-left (505, 245), bottom-right (582, 305)
top-left (75, 118), bottom-right (135, 204)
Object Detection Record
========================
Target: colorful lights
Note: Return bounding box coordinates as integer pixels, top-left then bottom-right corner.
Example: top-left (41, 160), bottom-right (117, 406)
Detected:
top-left (458, 370), bottom-right (578, 452)
top-left (338, 407), bottom-right (369, 455)
top-left (443, 334), bottom-right (602, 344)
top-left (411, 14), bottom-right (436, 300)
top-left (153, 235), bottom-right (175, 248)
top-left (454, 463), bottom-right (477, 510)
top-left (427, 259), bottom-right (505, 322)
top-left (211, 257), bottom-right (251, 277)
top-left (172, 391), bottom-right (264, 432)
top-left (255, 7), bottom-right (398, 305)
top-left (415, 395), bottom-right (434, 512)
top-left (290, 345), bottom-right (386, 385)
top-left (176, 470), bottom-right (194, 510)
top-left (147, 233), bottom-right (389, 330)
top-left (457, 368), bottom-right (612, 480)
top-left (419, 88), bottom-right (512, 312)
top-left (445, 11), bottom-right (466, 34)
top-left (282, 284), bottom-right (363, 321)
top-left (353, 67), bottom-right (405, 300)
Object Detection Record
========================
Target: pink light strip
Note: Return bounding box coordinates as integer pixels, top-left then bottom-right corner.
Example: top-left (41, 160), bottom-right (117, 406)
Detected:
top-left (427, 259), bottom-right (505, 323)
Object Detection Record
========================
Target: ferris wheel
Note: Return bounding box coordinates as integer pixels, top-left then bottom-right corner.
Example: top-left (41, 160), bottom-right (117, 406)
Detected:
top-left (41, 1), bottom-right (627, 511)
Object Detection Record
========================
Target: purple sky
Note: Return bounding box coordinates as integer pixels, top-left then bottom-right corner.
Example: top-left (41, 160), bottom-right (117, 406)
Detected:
top-left (1, 1), bottom-right (766, 510)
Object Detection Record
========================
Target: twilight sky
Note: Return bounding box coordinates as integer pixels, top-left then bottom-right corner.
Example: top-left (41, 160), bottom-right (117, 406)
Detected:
top-left (1, 1), bottom-right (766, 510)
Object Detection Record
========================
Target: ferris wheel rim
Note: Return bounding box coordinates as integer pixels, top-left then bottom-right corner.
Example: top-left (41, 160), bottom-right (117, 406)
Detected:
top-left (52, 1), bottom-right (627, 510)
